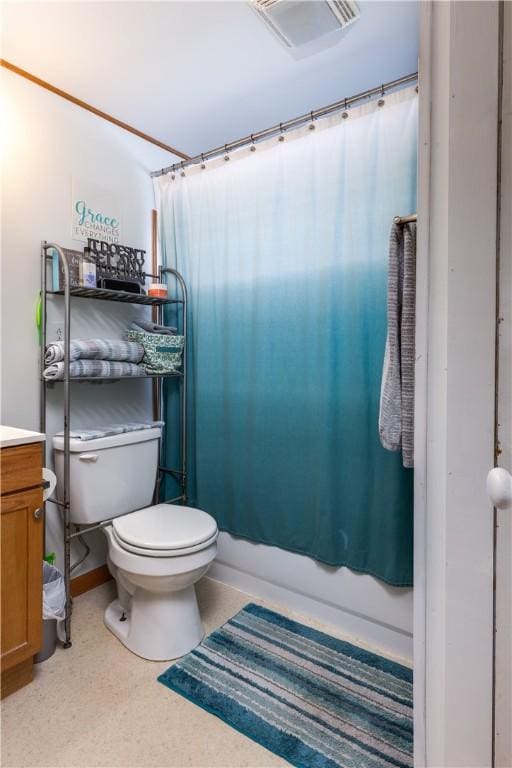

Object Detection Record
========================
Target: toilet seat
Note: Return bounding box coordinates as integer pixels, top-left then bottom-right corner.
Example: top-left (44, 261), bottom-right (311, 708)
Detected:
top-left (112, 503), bottom-right (218, 558)
top-left (112, 527), bottom-right (218, 557)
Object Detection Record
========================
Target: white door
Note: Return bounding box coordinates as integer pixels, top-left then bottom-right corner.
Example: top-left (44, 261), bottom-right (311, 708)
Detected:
top-left (487, 7), bottom-right (512, 765)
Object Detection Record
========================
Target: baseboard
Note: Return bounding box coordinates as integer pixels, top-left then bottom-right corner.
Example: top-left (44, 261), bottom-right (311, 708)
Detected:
top-left (70, 564), bottom-right (112, 597)
top-left (208, 561), bottom-right (413, 663)
top-left (1, 657), bottom-right (33, 699)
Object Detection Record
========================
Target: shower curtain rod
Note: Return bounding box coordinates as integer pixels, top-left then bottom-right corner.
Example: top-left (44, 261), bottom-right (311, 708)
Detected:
top-left (151, 71), bottom-right (418, 178)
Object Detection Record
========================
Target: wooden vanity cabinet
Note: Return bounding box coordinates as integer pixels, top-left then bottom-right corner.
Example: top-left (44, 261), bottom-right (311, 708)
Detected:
top-left (1, 441), bottom-right (44, 698)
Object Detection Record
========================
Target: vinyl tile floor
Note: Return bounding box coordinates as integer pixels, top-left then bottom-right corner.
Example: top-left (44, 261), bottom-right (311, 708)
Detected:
top-left (0, 577), bottom-right (405, 768)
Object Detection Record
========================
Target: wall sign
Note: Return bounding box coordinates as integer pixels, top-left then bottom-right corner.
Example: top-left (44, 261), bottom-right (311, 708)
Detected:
top-left (71, 178), bottom-right (122, 244)
top-left (87, 239), bottom-right (146, 285)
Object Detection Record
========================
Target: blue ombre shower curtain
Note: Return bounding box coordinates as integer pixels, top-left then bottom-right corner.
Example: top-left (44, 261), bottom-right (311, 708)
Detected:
top-left (155, 88), bottom-right (417, 586)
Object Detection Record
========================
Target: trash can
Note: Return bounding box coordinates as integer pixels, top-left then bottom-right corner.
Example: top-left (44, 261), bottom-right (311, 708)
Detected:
top-left (36, 617), bottom-right (58, 663)
top-left (35, 562), bottom-right (66, 664)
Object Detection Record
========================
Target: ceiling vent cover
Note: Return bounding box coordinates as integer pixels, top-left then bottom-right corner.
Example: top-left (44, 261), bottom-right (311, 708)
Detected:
top-left (250, 0), bottom-right (360, 49)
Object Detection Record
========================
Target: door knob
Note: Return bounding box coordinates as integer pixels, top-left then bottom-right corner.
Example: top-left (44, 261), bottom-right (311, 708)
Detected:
top-left (33, 507), bottom-right (43, 520)
top-left (486, 467), bottom-right (512, 510)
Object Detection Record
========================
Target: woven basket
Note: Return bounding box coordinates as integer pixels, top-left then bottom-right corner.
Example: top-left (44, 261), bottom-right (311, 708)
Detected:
top-left (127, 330), bottom-right (184, 374)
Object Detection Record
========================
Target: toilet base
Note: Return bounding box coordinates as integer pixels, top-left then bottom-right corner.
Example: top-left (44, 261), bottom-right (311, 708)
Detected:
top-left (104, 584), bottom-right (205, 661)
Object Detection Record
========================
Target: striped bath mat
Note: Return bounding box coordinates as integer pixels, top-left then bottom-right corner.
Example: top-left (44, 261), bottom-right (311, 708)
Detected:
top-left (158, 603), bottom-right (413, 768)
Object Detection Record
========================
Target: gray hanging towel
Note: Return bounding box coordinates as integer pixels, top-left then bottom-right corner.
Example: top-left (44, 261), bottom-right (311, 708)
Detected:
top-left (379, 221), bottom-right (416, 468)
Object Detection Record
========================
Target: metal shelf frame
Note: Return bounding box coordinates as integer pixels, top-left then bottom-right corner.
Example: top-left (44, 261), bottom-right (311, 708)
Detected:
top-left (40, 241), bottom-right (188, 648)
top-left (47, 285), bottom-right (184, 306)
top-left (44, 372), bottom-right (183, 383)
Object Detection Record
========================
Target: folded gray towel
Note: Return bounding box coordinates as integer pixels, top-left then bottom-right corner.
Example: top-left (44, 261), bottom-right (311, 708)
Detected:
top-left (45, 339), bottom-right (144, 365)
top-left (130, 321), bottom-right (177, 336)
top-left (121, 421), bottom-right (165, 432)
top-left (43, 360), bottom-right (146, 380)
top-left (56, 421), bottom-right (164, 440)
top-left (379, 222), bottom-right (416, 468)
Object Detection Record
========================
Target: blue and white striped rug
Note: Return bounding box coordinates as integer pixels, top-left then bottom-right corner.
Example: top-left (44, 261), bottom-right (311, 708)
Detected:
top-left (158, 603), bottom-right (413, 768)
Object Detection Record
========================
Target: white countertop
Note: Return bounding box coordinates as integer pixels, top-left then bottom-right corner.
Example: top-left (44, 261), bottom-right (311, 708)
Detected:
top-left (0, 425), bottom-right (45, 449)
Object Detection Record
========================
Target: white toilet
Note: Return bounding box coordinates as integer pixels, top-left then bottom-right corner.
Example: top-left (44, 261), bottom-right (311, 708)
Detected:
top-left (53, 427), bottom-right (218, 661)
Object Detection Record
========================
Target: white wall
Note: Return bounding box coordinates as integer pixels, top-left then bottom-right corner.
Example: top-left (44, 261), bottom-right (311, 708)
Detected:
top-left (210, 535), bottom-right (412, 660)
top-left (0, 69), bottom-right (175, 572)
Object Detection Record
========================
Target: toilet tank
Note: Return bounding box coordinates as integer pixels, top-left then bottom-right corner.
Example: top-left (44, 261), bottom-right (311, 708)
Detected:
top-left (53, 428), bottom-right (161, 525)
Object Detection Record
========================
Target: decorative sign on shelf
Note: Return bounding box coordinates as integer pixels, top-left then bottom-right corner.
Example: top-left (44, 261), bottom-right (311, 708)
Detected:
top-left (51, 248), bottom-right (83, 291)
top-left (86, 239), bottom-right (146, 285)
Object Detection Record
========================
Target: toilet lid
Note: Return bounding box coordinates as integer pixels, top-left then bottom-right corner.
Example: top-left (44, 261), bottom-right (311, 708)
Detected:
top-left (112, 504), bottom-right (218, 551)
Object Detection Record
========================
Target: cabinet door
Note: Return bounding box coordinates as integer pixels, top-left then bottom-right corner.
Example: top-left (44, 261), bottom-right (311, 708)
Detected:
top-left (1, 488), bottom-right (43, 669)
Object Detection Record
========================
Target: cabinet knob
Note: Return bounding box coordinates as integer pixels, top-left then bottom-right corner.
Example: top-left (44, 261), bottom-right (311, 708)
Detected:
top-left (33, 507), bottom-right (43, 520)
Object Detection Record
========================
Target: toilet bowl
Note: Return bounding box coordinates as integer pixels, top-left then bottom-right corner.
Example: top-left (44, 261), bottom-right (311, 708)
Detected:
top-left (53, 428), bottom-right (218, 661)
top-left (103, 504), bottom-right (218, 660)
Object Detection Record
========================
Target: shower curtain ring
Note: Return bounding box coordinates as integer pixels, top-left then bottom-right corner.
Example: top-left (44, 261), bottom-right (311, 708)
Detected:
top-left (201, 153), bottom-right (206, 170)
top-left (224, 144), bottom-right (230, 161)
top-left (309, 111), bottom-right (315, 130)
top-left (278, 122), bottom-right (285, 142)
top-left (250, 134), bottom-right (256, 152)
top-left (180, 161), bottom-right (186, 177)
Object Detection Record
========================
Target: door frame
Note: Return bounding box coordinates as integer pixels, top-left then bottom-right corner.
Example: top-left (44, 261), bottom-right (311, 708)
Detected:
top-left (414, 2), bottom-right (501, 765)
top-left (494, 3), bottom-right (511, 764)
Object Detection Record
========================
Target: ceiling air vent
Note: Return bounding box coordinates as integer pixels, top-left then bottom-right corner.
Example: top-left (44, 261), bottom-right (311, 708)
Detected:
top-left (250, 0), bottom-right (360, 50)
